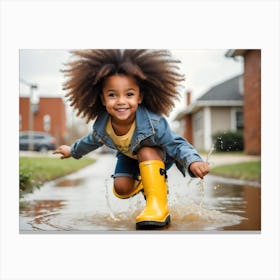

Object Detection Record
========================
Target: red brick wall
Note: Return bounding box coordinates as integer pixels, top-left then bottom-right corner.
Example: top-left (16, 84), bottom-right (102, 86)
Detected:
top-left (19, 98), bottom-right (30, 130)
top-left (19, 97), bottom-right (66, 145)
top-left (184, 115), bottom-right (193, 144)
top-left (184, 91), bottom-right (193, 143)
top-left (243, 50), bottom-right (261, 155)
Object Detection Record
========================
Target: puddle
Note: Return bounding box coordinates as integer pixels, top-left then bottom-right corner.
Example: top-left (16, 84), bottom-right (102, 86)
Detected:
top-left (56, 178), bottom-right (85, 187)
top-left (19, 154), bottom-right (261, 232)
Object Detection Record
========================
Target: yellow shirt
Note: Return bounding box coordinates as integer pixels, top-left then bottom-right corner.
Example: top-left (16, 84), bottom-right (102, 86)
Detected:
top-left (106, 118), bottom-right (137, 159)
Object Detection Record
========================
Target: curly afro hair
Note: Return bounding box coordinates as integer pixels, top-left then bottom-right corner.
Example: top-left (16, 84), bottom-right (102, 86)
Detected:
top-left (62, 49), bottom-right (185, 122)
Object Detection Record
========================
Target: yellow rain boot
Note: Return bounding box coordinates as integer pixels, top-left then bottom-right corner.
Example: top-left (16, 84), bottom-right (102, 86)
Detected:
top-left (136, 160), bottom-right (170, 229)
top-left (113, 178), bottom-right (145, 199)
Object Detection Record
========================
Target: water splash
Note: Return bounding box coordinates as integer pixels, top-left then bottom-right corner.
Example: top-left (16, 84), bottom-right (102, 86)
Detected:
top-left (170, 201), bottom-right (244, 230)
top-left (196, 179), bottom-right (205, 210)
top-left (104, 178), bottom-right (121, 221)
top-left (183, 144), bottom-right (223, 217)
top-left (213, 184), bottom-right (221, 190)
top-left (89, 143), bottom-right (245, 230)
top-left (206, 143), bottom-right (215, 164)
top-left (197, 143), bottom-right (217, 208)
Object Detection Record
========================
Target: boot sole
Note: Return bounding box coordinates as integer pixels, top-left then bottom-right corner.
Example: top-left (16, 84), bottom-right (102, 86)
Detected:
top-left (136, 215), bottom-right (171, 230)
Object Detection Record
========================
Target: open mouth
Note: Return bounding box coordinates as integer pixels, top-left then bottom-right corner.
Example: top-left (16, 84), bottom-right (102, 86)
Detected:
top-left (115, 108), bottom-right (129, 112)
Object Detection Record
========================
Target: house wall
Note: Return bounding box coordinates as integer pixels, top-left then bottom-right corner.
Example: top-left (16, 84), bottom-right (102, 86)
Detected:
top-left (19, 97), bottom-right (66, 145)
top-left (211, 107), bottom-right (231, 134)
top-left (191, 106), bottom-right (243, 151)
top-left (243, 50), bottom-right (261, 155)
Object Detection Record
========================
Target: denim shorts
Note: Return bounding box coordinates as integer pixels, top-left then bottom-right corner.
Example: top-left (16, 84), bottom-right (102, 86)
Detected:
top-left (113, 152), bottom-right (173, 179)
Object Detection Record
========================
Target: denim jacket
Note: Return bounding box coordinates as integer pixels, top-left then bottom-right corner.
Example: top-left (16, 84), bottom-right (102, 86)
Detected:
top-left (71, 105), bottom-right (203, 177)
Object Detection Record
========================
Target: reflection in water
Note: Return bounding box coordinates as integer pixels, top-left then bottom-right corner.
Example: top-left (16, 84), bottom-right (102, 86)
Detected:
top-left (222, 185), bottom-right (261, 230)
top-left (19, 179), bottom-right (260, 232)
top-left (20, 200), bottom-right (66, 230)
top-left (56, 178), bottom-right (84, 187)
top-left (19, 157), bottom-right (261, 232)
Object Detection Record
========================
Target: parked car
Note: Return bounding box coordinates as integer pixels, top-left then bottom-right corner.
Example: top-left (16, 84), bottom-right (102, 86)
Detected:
top-left (19, 131), bottom-right (56, 152)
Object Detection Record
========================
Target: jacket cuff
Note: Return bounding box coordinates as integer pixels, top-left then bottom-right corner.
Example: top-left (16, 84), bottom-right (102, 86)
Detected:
top-left (70, 146), bottom-right (82, 159)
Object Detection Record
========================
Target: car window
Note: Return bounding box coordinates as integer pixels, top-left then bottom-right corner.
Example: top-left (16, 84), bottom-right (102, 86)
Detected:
top-left (34, 135), bottom-right (45, 139)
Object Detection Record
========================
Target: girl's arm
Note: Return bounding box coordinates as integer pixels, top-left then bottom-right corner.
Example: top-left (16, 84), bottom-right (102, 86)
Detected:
top-left (154, 117), bottom-right (209, 178)
top-left (70, 132), bottom-right (103, 159)
top-left (54, 132), bottom-right (102, 160)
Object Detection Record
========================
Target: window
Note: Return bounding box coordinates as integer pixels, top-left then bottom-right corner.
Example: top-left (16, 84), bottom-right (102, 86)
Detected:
top-left (34, 135), bottom-right (45, 140)
top-left (235, 110), bottom-right (243, 130)
top-left (20, 135), bottom-right (28, 140)
top-left (43, 114), bottom-right (51, 132)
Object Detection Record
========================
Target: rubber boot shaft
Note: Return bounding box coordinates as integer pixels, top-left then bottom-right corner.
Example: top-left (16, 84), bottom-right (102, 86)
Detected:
top-left (136, 160), bottom-right (170, 229)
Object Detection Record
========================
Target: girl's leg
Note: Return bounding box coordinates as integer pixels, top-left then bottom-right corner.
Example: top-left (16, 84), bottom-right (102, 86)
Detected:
top-left (112, 148), bottom-right (169, 198)
top-left (113, 153), bottom-right (143, 198)
top-left (113, 176), bottom-right (135, 195)
top-left (137, 146), bottom-right (163, 162)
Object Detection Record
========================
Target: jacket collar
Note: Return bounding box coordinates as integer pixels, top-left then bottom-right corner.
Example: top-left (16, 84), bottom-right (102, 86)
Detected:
top-left (131, 105), bottom-right (156, 152)
top-left (135, 105), bottom-right (155, 137)
top-left (92, 105), bottom-right (156, 147)
top-left (92, 110), bottom-right (109, 140)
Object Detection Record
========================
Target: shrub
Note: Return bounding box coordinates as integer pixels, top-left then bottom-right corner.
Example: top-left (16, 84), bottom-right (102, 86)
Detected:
top-left (19, 165), bottom-right (41, 196)
top-left (212, 130), bottom-right (244, 152)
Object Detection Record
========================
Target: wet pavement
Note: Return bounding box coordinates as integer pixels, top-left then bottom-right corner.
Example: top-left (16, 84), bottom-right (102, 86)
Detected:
top-left (19, 153), bottom-right (261, 232)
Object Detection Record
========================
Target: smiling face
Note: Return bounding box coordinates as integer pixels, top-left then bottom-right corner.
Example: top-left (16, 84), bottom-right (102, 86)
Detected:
top-left (101, 75), bottom-right (143, 126)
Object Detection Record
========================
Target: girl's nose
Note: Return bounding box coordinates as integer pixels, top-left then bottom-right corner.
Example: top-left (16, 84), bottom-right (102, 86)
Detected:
top-left (117, 95), bottom-right (126, 104)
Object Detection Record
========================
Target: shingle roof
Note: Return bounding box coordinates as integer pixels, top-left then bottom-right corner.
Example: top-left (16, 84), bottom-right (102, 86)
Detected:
top-left (174, 74), bottom-right (244, 120)
top-left (198, 75), bottom-right (243, 101)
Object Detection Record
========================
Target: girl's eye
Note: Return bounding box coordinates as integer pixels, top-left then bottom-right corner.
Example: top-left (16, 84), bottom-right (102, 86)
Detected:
top-left (127, 92), bottom-right (134, 97)
top-left (108, 93), bottom-right (116, 98)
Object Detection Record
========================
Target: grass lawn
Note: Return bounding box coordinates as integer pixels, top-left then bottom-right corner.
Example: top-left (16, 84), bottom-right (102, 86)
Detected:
top-left (20, 156), bottom-right (95, 195)
top-left (210, 160), bottom-right (261, 182)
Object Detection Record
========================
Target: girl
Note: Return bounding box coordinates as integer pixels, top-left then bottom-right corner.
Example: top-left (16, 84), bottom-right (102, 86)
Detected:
top-left (53, 49), bottom-right (210, 229)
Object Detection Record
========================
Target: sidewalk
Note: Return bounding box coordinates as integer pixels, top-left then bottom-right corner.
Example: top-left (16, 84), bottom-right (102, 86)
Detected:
top-left (205, 153), bottom-right (260, 168)
top-left (20, 150), bottom-right (261, 167)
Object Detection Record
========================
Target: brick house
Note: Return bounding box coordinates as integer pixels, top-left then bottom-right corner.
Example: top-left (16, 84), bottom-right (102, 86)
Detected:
top-left (19, 97), bottom-right (66, 146)
top-left (225, 49), bottom-right (261, 155)
top-left (175, 49), bottom-right (261, 155)
top-left (175, 75), bottom-right (244, 151)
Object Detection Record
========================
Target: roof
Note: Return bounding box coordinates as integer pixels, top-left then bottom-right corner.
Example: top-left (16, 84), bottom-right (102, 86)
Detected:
top-left (198, 74), bottom-right (243, 102)
top-left (225, 49), bottom-right (247, 57)
top-left (175, 74), bottom-right (243, 120)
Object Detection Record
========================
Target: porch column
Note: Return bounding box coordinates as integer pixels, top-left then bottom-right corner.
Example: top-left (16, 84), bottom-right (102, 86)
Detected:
top-left (203, 107), bottom-right (212, 150)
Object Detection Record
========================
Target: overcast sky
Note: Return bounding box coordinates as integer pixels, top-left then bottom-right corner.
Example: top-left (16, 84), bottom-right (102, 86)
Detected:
top-left (19, 49), bottom-right (243, 121)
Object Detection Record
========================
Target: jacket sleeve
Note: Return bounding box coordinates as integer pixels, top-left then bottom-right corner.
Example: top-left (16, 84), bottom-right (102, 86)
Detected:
top-left (70, 132), bottom-right (102, 159)
top-left (154, 117), bottom-right (204, 177)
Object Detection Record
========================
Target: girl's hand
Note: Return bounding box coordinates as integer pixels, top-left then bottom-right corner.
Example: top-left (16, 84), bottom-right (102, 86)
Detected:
top-left (189, 161), bottom-right (210, 179)
top-left (53, 145), bottom-right (71, 159)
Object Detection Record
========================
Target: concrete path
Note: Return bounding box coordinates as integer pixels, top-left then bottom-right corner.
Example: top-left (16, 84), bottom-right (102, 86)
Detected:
top-left (20, 150), bottom-right (261, 166)
top-left (205, 153), bottom-right (260, 167)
